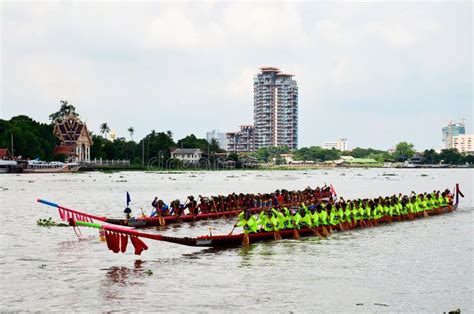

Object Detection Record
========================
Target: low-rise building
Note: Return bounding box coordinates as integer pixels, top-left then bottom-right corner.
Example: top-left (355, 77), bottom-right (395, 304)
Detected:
top-left (170, 148), bottom-right (204, 164)
top-left (0, 148), bottom-right (12, 160)
top-left (323, 138), bottom-right (348, 151)
top-left (226, 125), bottom-right (255, 154)
top-left (453, 134), bottom-right (473, 154)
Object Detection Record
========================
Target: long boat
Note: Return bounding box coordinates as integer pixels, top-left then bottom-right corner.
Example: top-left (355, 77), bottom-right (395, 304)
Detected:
top-left (37, 194), bottom-right (333, 228)
top-left (46, 184), bottom-right (463, 255)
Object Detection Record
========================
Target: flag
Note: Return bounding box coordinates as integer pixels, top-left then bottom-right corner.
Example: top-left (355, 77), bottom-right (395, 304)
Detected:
top-left (330, 184), bottom-right (337, 201)
top-left (456, 184), bottom-right (464, 198)
top-left (126, 192), bottom-right (131, 206)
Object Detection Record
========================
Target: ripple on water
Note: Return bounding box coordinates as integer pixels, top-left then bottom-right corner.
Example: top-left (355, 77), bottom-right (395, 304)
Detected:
top-left (0, 169), bottom-right (472, 312)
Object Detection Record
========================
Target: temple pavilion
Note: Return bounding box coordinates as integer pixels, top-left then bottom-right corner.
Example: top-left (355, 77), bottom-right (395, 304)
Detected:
top-left (53, 114), bottom-right (93, 162)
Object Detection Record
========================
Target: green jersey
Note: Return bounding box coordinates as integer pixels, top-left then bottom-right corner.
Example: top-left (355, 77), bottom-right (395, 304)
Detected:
top-left (237, 215), bottom-right (258, 234)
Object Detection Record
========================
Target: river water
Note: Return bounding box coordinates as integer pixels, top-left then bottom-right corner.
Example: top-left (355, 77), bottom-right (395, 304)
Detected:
top-left (0, 169), bottom-right (472, 312)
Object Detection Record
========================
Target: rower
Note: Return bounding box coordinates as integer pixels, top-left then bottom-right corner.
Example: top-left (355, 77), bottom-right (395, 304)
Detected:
top-left (170, 199), bottom-right (184, 217)
top-left (299, 206), bottom-right (311, 229)
top-left (258, 209), bottom-right (277, 232)
top-left (329, 204), bottom-right (340, 228)
top-left (185, 196), bottom-right (198, 215)
top-left (271, 207), bottom-right (286, 231)
top-left (236, 210), bottom-right (258, 234)
top-left (309, 204), bottom-right (320, 228)
top-left (150, 197), bottom-right (159, 217)
top-left (124, 206), bottom-right (132, 219)
top-left (319, 204), bottom-right (329, 226)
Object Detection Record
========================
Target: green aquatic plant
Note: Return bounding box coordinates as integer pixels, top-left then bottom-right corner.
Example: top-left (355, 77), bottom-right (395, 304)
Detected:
top-left (144, 269), bottom-right (153, 276)
top-left (36, 217), bottom-right (69, 227)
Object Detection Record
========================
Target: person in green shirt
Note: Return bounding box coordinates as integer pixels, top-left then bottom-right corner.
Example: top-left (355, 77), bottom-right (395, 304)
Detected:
top-left (257, 209), bottom-right (277, 232)
top-left (290, 207), bottom-right (302, 229)
top-left (439, 193), bottom-right (447, 207)
top-left (344, 202), bottom-right (353, 228)
top-left (309, 205), bottom-right (320, 228)
top-left (416, 194), bottom-right (426, 215)
top-left (299, 207), bottom-right (312, 229)
top-left (356, 201), bottom-right (367, 227)
top-left (373, 200), bottom-right (384, 221)
top-left (329, 204), bottom-right (342, 227)
top-left (236, 210), bottom-right (258, 234)
top-left (271, 207), bottom-right (286, 231)
top-left (399, 197), bottom-right (409, 217)
top-left (352, 201), bottom-right (361, 225)
top-left (389, 198), bottom-right (400, 218)
top-left (319, 205), bottom-right (329, 226)
top-left (424, 194), bottom-right (433, 212)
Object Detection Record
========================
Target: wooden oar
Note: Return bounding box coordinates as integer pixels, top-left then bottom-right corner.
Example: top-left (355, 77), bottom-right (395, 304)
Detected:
top-left (321, 225), bottom-right (330, 237)
top-left (309, 226), bottom-right (324, 238)
top-left (228, 224), bottom-right (237, 235)
top-left (423, 210), bottom-right (429, 218)
top-left (293, 228), bottom-right (300, 240)
top-left (159, 215), bottom-right (166, 226)
top-left (242, 233), bottom-right (250, 246)
top-left (274, 230), bottom-right (282, 240)
top-left (339, 221), bottom-right (345, 231)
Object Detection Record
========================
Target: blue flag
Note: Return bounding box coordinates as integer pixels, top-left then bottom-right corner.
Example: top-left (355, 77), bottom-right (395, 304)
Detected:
top-left (126, 192), bottom-right (131, 206)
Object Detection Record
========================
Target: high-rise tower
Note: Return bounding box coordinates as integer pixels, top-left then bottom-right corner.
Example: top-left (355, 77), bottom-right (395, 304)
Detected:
top-left (253, 67), bottom-right (298, 150)
top-left (442, 121), bottom-right (466, 149)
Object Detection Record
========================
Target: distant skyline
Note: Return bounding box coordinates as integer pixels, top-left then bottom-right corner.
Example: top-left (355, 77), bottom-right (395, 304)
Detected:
top-left (1, 1), bottom-right (472, 150)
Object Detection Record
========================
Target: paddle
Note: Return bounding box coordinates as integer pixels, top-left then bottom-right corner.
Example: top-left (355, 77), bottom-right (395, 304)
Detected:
top-left (423, 210), bottom-right (429, 218)
top-left (309, 226), bottom-right (324, 238)
top-left (339, 221), bottom-right (345, 231)
top-left (272, 219), bottom-right (282, 240)
top-left (242, 233), bottom-right (250, 246)
top-left (321, 225), bottom-right (330, 237)
top-left (228, 223), bottom-right (237, 235)
top-left (293, 228), bottom-right (300, 240)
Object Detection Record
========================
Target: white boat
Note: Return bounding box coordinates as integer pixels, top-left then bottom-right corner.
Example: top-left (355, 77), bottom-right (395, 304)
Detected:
top-left (22, 160), bottom-right (79, 173)
top-left (0, 160), bottom-right (18, 173)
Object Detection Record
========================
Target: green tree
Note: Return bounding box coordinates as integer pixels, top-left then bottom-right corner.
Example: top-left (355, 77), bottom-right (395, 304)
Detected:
top-left (209, 138), bottom-right (224, 154)
top-left (0, 115), bottom-right (58, 160)
top-left (293, 146), bottom-right (341, 162)
top-left (49, 100), bottom-right (78, 123)
top-left (177, 134), bottom-right (209, 151)
top-left (422, 149), bottom-right (440, 164)
top-left (438, 149), bottom-right (464, 165)
top-left (128, 127), bottom-right (135, 142)
top-left (140, 130), bottom-right (176, 163)
top-left (100, 122), bottom-right (110, 138)
top-left (392, 142), bottom-right (415, 161)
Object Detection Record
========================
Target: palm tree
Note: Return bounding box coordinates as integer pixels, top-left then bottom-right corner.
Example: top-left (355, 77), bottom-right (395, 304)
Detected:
top-left (128, 127), bottom-right (135, 142)
top-left (100, 122), bottom-right (110, 139)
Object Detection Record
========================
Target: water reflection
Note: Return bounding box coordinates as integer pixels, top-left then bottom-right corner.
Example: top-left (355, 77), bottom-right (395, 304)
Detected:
top-left (100, 261), bottom-right (147, 301)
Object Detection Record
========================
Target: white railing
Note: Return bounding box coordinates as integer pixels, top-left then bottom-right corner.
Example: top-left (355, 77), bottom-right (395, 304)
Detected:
top-left (80, 158), bottom-right (131, 166)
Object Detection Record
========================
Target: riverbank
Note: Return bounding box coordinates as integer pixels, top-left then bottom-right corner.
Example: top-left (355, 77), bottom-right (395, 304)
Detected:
top-left (79, 163), bottom-right (472, 173)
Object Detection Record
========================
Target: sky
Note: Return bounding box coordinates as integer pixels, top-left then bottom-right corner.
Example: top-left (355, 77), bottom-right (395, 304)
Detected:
top-left (1, 1), bottom-right (472, 150)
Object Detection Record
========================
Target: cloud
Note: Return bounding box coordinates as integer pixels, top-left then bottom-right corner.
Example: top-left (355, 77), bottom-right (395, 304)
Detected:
top-left (1, 1), bottom-right (471, 150)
